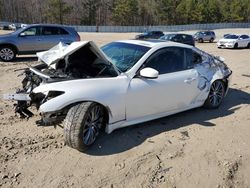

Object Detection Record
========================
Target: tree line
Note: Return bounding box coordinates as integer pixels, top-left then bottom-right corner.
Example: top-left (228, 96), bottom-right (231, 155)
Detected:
top-left (0, 0), bottom-right (249, 26)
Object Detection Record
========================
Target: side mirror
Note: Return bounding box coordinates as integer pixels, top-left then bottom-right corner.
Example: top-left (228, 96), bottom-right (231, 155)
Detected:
top-left (19, 33), bottom-right (26, 37)
top-left (139, 67), bottom-right (159, 79)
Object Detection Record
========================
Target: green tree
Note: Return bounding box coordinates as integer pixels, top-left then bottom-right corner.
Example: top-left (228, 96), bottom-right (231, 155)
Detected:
top-left (112, 0), bottom-right (138, 25)
top-left (176, 0), bottom-right (203, 24)
top-left (197, 0), bottom-right (222, 23)
top-left (46, 0), bottom-right (72, 24)
top-left (230, 0), bottom-right (245, 22)
top-left (157, 0), bottom-right (181, 25)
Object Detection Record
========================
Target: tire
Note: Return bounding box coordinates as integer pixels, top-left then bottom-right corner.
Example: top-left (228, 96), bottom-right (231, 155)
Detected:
top-left (247, 43), bottom-right (250, 49)
top-left (0, 46), bottom-right (16, 62)
top-left (64, 102), bottom-right (105, 151)
top-left (209, 38), bottom-right (214, 43)
top-left (234, 43), bottom-right (238, 49)
top-left (198, 38), bottom-right (203, 43)
top-left (204, 80), bottom-right (225, 109)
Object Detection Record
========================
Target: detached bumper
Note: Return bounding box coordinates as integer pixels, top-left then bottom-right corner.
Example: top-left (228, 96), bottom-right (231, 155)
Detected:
top-left (2, 93), bottom-right (31, 101)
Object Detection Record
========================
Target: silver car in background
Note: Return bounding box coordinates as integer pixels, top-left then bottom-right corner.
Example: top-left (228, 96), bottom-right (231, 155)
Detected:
top-left (0, 24), bottom-right (80, 62)
top-left (194, 31), bottom-right (216, 43)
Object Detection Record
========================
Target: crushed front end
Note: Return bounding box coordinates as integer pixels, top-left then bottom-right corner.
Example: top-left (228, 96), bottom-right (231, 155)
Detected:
top-left (2, 41), bottom-right (118, 126)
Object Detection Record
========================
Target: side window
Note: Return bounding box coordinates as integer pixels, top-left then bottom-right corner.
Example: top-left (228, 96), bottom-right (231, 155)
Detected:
top-left (175, 35), bottom-right (182, 42)
top-left (21, 27), bottom-right (39, 36)
top-left (144, 47), bottom-right (187, 74)
top-left (240, 35), bottom-right (249, 39)
top-left (42, 27), bottom-right (60, 35)
top-left (59, 28), bottom-right (69, 35)
top-left (186, 49), bottom-right (203, 68)
top-left (186, 35), bottom-right (193, 41)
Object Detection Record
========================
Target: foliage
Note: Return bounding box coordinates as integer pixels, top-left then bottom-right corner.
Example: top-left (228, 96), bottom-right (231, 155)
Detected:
top-left (46, 0), bottom-right (72, 24)
top-left (0, 0), bottom-right (249, 25)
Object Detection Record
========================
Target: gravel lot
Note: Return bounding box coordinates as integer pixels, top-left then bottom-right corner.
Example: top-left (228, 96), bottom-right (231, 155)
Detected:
top-left (0, 28), bottom-right (250, 188)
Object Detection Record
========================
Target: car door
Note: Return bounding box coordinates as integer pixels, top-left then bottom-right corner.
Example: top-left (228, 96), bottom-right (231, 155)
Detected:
top-left (126, 47), bottom-right (201, 121)
top-left (239, 35), bottom-right (249, 47)
top-left (17, 26), bottom-right (43, 52)
top-left (39, 26), bottom-right (65, 51)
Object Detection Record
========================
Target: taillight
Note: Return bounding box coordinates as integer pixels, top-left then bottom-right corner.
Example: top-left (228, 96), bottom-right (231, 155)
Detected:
top-left (76, 34), bottom-right (81, 41)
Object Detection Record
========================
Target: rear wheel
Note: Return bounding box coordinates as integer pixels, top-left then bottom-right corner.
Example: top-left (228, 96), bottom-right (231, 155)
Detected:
top-left (209, 38), bottom-right (214, 43)
top-left (204, 80), bottom-right (225, 109)
top-left (0, 46), bottom-right (16, 62)
top-left (64, 102), bottom-right (105, 151)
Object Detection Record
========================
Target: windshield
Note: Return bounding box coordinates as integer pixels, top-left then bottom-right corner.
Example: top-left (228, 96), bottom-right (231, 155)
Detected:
top-left (224, 35), bottom-right (239, 39)
top-left (101, 42), bottom-right (150, 72)
top-left (195, 32), bottom-right (205, 36)
top-left (160, 34), bottom-right (175, 40)
top-left (10, 27), bottom-right (25, 35)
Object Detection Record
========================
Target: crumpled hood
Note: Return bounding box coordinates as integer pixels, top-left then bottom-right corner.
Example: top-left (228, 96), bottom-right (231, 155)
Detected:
top-left (37, 41), bottom-right (114, 69)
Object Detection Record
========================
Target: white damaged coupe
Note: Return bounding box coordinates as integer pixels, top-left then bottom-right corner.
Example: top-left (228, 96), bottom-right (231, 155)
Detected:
top-left (4, 40), bottom-right (232, 151)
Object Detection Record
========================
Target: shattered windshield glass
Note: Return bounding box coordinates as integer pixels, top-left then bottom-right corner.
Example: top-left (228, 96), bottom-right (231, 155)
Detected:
top-left (101, 42), bottom-right (150, 72)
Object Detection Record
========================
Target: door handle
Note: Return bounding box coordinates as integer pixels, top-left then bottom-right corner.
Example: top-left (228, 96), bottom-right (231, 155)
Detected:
top-left (184, 77), bottom-right (196, 84)
top-left (37, 39), bottom-right (42, 41)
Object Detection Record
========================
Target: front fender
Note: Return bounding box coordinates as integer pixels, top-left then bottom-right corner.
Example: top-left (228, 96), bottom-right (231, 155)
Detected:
top-left (33, 76), bottom-right (129, 124)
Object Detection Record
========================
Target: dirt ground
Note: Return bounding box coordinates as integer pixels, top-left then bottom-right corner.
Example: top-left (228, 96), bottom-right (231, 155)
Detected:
top-left (0, 29), bottom-right (250, 188)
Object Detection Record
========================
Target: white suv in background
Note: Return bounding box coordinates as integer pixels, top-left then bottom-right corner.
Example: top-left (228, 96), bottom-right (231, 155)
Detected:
top-left (217, 34), bottom-right (250, 49)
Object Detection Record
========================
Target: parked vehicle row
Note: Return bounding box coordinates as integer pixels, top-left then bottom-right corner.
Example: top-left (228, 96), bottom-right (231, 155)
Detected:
top-left (134, 30), bottom-right (250, 49)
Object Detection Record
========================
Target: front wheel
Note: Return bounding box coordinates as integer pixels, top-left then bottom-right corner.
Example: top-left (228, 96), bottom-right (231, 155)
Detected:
top-left (209, 38), bottom-right (214, 43)
top-left (247, 43), bottom-right (250, 49)
top-left (0, 46), bottom-right (16, 62)
top-left (198, 38), bottom-right (203, 43)
top-left (204, 80), bottom-right (225, 109)
top-left (234, 43), bottom-right (238, 49)
top-left (64, 102), bottom-right (105, 151)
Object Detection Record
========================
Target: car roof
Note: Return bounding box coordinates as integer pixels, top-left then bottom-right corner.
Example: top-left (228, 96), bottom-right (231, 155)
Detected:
top-left (26, 24), bottom-right (71, 28)
top-left (117, 39), bottom-right (194, 49)
top-left (164, 33), bottom-right (192, 36)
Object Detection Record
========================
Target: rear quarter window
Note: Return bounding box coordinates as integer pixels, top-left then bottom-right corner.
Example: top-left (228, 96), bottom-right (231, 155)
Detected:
top-left (186, 49), bottom-right (203, 68)
top-left (42, 27), bottom-right (62, 35)
top-left (59, 28), bottom-right (69, 35)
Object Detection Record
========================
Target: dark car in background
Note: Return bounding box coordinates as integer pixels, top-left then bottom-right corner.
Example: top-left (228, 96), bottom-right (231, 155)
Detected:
top-left (193, 31), bottom-right (216, 43)
top-left (0, 24), bottom-right (80, 62)
top-left (135, 31), bottom-right (164, 40)
top-left (160, 33), bottom-right (195, 46)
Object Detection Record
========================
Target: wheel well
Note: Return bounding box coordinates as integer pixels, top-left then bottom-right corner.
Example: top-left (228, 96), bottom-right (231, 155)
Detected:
top-left (213, 79), bottom-right (228, 95)
top-left (63, 101), bottom-right (110, 125)
top-left (0, 44), bottom-right (18, 54)
top-left (222, 79), bottom-right (229, 92)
